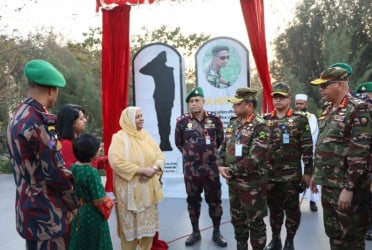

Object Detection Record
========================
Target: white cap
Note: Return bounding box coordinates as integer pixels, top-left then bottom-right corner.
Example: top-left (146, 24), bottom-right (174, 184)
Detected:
top-left (295, 94), bottom-right (308, 101)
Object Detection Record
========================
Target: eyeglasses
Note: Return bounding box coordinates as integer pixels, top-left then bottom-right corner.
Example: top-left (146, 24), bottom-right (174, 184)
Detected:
top-left (319, 81), bottom-right (339, 89)
top-left (218, 56), bottom-right (229, 60)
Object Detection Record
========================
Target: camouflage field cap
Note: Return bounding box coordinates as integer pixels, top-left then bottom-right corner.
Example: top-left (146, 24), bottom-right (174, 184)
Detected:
top-left (24, 59), bottom-right (66, 88)
top-left (355, 82), bottom-right (372, 93)
top-left (271, 82), bottom-right (291, 97)
top-left (330, 62), bottom-right (352, 76)
top-left (310, 67), bottom-right (349, 85)
top-left (185, 86), bottom-right (204, 102)
top-left (228, 87), bottom-right (257, 104)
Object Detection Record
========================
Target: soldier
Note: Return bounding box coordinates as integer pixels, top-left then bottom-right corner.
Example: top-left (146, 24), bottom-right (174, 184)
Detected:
top-left (263, 82), bottom-right (313, 250)
top-left (7, 59), bottom-right (78, 249)
top-left (354, 81), bottom-right (372, 241)
top-left (175, 86), bottom-right (227, 247)
top-left (310, 67), bottom-right (371, 249)
top-left (217, 87), bottom-right (270, 250)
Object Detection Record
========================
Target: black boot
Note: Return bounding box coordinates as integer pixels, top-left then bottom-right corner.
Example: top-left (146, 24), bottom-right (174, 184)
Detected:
top-left (185, 231), bottom-right (201, 246)
top-left (264, 235), bottom-right (282, 250)
top-left (237, 240), bottom-right (248, 250)
top-left (283, 237), bottom-right (294, 250)
top-left (212, 230), bottom-right (227, 247)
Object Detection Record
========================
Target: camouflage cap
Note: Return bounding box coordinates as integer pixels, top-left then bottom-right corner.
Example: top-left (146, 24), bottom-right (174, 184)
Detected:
top-left (310, 67), bottom-right (349, 85)
top-left (185, 86), bottom-right (204, 102)
top-left (330, 62), bottom-right (352, 76)
top-left (24, 59), bottom-right (66, 88)
top-left (271, 82), bottom-right (291, 97)
top-left (355, 82), bottom-right (372, 93)
top-left (228, 87), bottom-right (257, 104)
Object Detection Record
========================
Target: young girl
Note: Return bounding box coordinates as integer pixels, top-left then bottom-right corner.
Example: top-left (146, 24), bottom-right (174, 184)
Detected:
top-left (68, 133), bottom-right (114, 250)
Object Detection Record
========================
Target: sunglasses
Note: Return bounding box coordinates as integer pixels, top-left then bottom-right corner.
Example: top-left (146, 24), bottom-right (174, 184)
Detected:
top-left (218, 56), bottom-right (230, 60)
top-left (319, 81), bottom-right (340, 89)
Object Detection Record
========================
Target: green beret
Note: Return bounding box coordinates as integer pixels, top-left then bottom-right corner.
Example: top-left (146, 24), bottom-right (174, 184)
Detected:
top-left (271, 82), bottom-right (291, 97)
top-left (24, 59), bottom-right (66, 88)
top-left (355, 82), bottom-right (372, 93)
top-left (186, 87), bottom-right (204, 102)
top-left (310, 67), bottom-right (348, 85)
top-left (330, 62), bottom-right (352, 76)
top-left (228, 87), bottom-right (257, 104)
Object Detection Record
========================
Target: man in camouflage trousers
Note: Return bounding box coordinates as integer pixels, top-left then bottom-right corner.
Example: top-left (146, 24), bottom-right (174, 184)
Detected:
top-left (7, 60), bottom-right (78, 250)
top-left (310, 67), bottom-right (371, 250)
top-left (263, 82), bottom-right (313, 250)
top-left (175, 86), bottom-right (227, 247)
top-left (355, 81), bottom-right (372, 241)
top-left (217, 87), bottom-right (270, 250)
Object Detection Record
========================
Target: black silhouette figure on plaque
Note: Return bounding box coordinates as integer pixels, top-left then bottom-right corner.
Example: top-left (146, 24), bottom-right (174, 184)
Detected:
top-left (139, 51), bottom-right (175, 151)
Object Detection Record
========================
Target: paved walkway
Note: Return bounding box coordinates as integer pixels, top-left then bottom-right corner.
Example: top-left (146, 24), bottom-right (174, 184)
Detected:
top-left (1, 174), bottom-right (371, 250)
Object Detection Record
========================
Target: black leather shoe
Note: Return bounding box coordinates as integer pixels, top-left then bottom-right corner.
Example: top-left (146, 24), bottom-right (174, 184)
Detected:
top-left (237, 240), bottom-right (248, 250)
top-left (212, 231), bottom-right (227, 247)
top-left (310, 201), bottom-right (318, 212)
top-left (185, 231), bottom-right (201, 246)
top-left (283, 238), bottom-right (294, 250)
top-left (366, 230), bottom-right (372, 241)
top-left (264, 237), bottom-right (282, 250)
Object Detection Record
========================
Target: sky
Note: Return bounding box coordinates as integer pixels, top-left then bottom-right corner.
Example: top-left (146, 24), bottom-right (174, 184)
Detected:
top-left (0, 0), bottom-right (301, 61)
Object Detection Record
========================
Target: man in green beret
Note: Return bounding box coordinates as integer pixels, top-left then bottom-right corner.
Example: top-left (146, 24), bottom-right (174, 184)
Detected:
top-left (175, 86), bottom-right (227, 247)
top-left (218, 87), bottom-right (270, 250)
top-left (7, 59), bottom-right (78, 249)
top-left (355, 81), bottom-right (372, 241)
top-left (310, 67), bottom-right (371, 249)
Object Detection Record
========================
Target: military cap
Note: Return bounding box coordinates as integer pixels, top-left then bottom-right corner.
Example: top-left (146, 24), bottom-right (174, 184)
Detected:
top-left (330, 62), bottom-right (352, 76)
top-left (310, 67), bottom-right (348, 85)
top-left (271, 82), bottom-right (291, 97)
top-left (24, 59), bottom-right (66, 88)
top-left (355, 82), bottom-right (372, 93)
top-left (185, 86), bottom-right (204, 102)
top-left (228, 87), bottom-right (257, 104)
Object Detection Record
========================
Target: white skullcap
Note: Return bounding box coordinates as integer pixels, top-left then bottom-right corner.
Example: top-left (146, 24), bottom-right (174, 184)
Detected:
top-left (295, 94), bottom-right (308, 101)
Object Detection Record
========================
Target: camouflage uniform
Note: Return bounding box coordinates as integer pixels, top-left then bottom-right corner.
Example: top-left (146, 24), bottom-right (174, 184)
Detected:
top-left (355, 83), bottom-right (372, 241)
top-left (7, 97), bottom-right (78, 249)
top-left (263, 109), bottom-right (313, 240)
top-left (217, 113), bottom-right (270, 249)
top-left (175, 111), bottom-right (224, 231)
top-left (314, 95), bottom-right (371, 249)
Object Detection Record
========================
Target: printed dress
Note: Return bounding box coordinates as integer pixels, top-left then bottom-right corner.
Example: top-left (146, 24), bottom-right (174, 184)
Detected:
top-left (68, 164), bottom-right (113, 250)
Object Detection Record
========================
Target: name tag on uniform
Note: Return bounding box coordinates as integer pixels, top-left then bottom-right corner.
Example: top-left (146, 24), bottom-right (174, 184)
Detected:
top-left (205, 135), bottom-right (211, 145)
top-left (283, 132), bottom-right (290, 144)
top-left (235, 144), bottom-right (242, 157)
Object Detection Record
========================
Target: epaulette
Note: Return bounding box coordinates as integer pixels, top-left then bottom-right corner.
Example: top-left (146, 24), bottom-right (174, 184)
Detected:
top-left (255, 115), bottom-right (266, 124)
top-left (229, 116), bottom-right (238, 121)
top-left (176, 113), bottom-right (191, 121)
top-left (206, 111), bottom-right (219, 118)
top-left (262, 113), bottom-right (271, 119)
top-left (348, 96), bottom-right (369, 110)
top-left (293, 110), bottom-right (307, 117)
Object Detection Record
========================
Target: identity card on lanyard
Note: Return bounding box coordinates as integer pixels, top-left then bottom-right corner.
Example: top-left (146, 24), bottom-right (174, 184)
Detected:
top-left (235, 134), bottom-right (242, 157)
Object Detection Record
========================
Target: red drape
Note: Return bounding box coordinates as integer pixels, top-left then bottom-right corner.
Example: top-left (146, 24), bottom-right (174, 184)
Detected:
top-left (101, 5), bottom-right (131, 192)
top-left (240, 0), bottom-right (273, 112)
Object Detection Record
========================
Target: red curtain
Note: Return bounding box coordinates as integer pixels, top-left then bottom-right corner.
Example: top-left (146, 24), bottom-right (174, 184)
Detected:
top-left (240, 0), bottom-right (273, 112)
top-left (101, 5), bottom-right (131, 192)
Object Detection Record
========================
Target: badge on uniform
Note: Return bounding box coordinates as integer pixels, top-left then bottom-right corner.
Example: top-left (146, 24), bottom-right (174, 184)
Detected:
top-left (287, 119), bottom-right (294, 127)
top-left (187, 122), bottom-right (192, 128)
top-left (359, 116), bottom-right (369, 127)
top-left (267, 120), bottom-right (274, 127)
top-left (334, 115), bottom-right (345, 122)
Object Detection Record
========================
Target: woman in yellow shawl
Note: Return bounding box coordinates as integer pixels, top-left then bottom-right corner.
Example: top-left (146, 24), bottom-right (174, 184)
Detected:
top-left (108, 106), bottom-right (165, 250)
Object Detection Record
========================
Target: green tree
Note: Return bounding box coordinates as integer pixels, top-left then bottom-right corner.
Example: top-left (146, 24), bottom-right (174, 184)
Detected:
top-left (271, 0), bottom-right (372, 112)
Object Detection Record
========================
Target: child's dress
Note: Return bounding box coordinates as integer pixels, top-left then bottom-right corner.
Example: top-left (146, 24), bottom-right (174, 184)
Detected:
top-left (68, 164), bottom-right (113, 250)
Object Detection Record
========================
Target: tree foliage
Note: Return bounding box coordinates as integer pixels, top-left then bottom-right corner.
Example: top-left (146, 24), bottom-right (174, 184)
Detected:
top-left (271, 0), bottom-right (372, 113)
